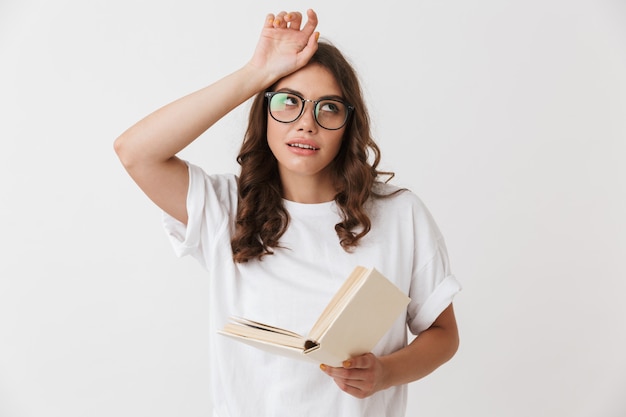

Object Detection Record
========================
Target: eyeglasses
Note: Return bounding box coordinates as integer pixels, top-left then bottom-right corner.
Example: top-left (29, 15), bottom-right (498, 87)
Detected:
top-left (265, 91), bottom-right (354, 130)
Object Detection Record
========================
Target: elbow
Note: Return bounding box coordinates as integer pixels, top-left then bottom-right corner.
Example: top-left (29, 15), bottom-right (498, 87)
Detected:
top-left (113, 133), bottom-right (136, 171)
top-left (438, 319), bottom-right (460, 364)
top-left (432, 303), bottom-right (460, 362)
top-left (442, 323), bottom-right (460, 365)
top-left (434, 330), bottom-right (459, 369)
top-left (445, 318), bottom-right (460, 361)
top-left (449, 331), bottom-right (460, 360)
top-left (113, 135), bottom-right (124, 160)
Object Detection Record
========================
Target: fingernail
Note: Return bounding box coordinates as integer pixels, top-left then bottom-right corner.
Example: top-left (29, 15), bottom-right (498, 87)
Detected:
top-left (315, 32), bottom-right (320, 42)
top-left (343, 360), bottom-right (351, 368)
top-left (320, 364), bottom-right (327, 371)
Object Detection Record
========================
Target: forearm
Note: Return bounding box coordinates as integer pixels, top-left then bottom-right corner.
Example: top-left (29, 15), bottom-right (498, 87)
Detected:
top-left (321, 304), bottom-right (459, 398)
top-left (114, 63), bottom-right (272, 168)
top-left (379, 321), bottom-right (460, 389)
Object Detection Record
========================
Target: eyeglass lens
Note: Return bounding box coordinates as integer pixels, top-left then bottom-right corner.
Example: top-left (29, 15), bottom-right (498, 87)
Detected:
top-left (268, 92), bottom-right (349, 130)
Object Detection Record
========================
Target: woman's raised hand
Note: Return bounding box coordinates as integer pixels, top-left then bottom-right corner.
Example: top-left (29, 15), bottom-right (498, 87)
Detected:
top-left (248, 9), bottom-right (319, 84)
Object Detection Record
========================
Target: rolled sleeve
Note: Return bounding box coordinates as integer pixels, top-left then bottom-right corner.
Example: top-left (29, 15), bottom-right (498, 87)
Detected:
top-left (162, 162), bottom-right (207, 260)
top-left (407, 237), bottom-right (462, 335)
top-left (408, 274), bottom-right (461, 334)
top-left (161, 162), bottom-right (237, 269)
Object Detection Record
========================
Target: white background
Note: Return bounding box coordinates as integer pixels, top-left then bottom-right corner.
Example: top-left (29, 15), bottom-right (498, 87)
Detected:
top-left (1, 0), bottom-right (625, 416)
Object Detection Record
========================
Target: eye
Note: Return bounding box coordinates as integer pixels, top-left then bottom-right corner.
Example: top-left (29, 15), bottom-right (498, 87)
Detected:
top-left (318, 100), bottom-right (344, 114)
top-left (282, 94), bottom-right (300, 107)
top-left (270, 93), bottom-right (301, 112)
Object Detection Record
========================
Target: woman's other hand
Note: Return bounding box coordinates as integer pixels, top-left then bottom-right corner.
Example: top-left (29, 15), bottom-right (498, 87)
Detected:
top-left (320, 353), bottom-right (389, 399)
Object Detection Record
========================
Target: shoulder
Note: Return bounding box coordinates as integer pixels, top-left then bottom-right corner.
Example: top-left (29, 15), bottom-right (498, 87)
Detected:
top-left (370, 181), bottom-right (443, 236)
top-left (183, 161), bottom-right (239, 212)
top-left (372, 181), bottom-right (429, 211)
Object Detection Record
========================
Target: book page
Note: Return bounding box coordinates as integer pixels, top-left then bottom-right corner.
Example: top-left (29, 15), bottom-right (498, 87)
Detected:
top-left (222, 317), bottom-right (306, 349)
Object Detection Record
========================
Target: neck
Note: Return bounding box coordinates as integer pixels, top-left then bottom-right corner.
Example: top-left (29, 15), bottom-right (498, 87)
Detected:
top-left (280, 174), bottom-right (337, 204)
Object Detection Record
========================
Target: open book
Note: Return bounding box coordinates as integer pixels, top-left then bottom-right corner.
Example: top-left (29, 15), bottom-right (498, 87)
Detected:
top-left (218, 266), bottom-right (411, 367)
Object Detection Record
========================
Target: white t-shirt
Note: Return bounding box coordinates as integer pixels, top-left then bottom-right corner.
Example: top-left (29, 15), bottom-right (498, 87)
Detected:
top-left (163, 162), bottom-right (461, 417)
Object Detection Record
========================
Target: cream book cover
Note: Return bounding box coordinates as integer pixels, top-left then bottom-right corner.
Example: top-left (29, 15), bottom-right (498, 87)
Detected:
top-left (218, 266), bottom-right (411, 367)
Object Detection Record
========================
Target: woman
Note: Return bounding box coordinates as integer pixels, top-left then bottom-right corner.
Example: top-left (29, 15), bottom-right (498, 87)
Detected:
top-left (114, 9), bottom-right (461, 417)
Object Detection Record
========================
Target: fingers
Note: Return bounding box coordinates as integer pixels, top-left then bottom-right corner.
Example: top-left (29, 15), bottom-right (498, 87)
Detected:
top-left (319, 353), bottom-right (382, 398)
top-left (273, 11), bottom-right (288, 28)
top-left (253, 9), bottom-right (319, 75)
top-left (319, 357), bottom-right (371, 381)
top-left (343, 352), bottom-right (376, 369)
top-left (320, 364), bottom-right (371, 399)
top-left (265, 9), bottom-right (316, 33)
top-left (295, 30), bottom-right (320, 66)
top-left (301, 9), bottom-right (318, 36)
top-left (285, 12), bottom-right (303, 30)
top-left (320, 364), bottom-right (367, 384)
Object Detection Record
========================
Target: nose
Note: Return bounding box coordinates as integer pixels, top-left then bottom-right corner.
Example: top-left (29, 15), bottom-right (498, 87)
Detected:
top-left (296, 100), bottom-right (318, 132)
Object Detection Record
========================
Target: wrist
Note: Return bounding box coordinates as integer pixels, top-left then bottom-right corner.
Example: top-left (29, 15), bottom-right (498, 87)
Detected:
top-left (378, 355), bottom-right (395, 391)
top-left (241, 61), bottom-right (280, 91)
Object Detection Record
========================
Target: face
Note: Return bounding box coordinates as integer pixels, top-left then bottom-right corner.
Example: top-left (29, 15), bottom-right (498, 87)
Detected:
top-left (266, 64), bottom-right (346, 185)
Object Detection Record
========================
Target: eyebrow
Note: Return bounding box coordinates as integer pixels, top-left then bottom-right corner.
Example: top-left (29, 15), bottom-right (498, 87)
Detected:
top-left (275, 88), bottom-right (346, 102)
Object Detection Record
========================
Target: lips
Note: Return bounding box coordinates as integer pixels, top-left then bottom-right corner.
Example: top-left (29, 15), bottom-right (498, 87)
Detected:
top-left (288, 142), bottom-right (320, 150)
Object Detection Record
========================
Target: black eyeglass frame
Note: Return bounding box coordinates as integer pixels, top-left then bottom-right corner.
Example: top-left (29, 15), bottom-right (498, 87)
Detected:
top-left (264, 91), bottom-right (355, 131)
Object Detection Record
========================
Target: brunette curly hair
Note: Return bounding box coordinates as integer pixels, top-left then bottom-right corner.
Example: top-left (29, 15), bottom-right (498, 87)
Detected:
top-left (231, 41), bottom-right (396, 263)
